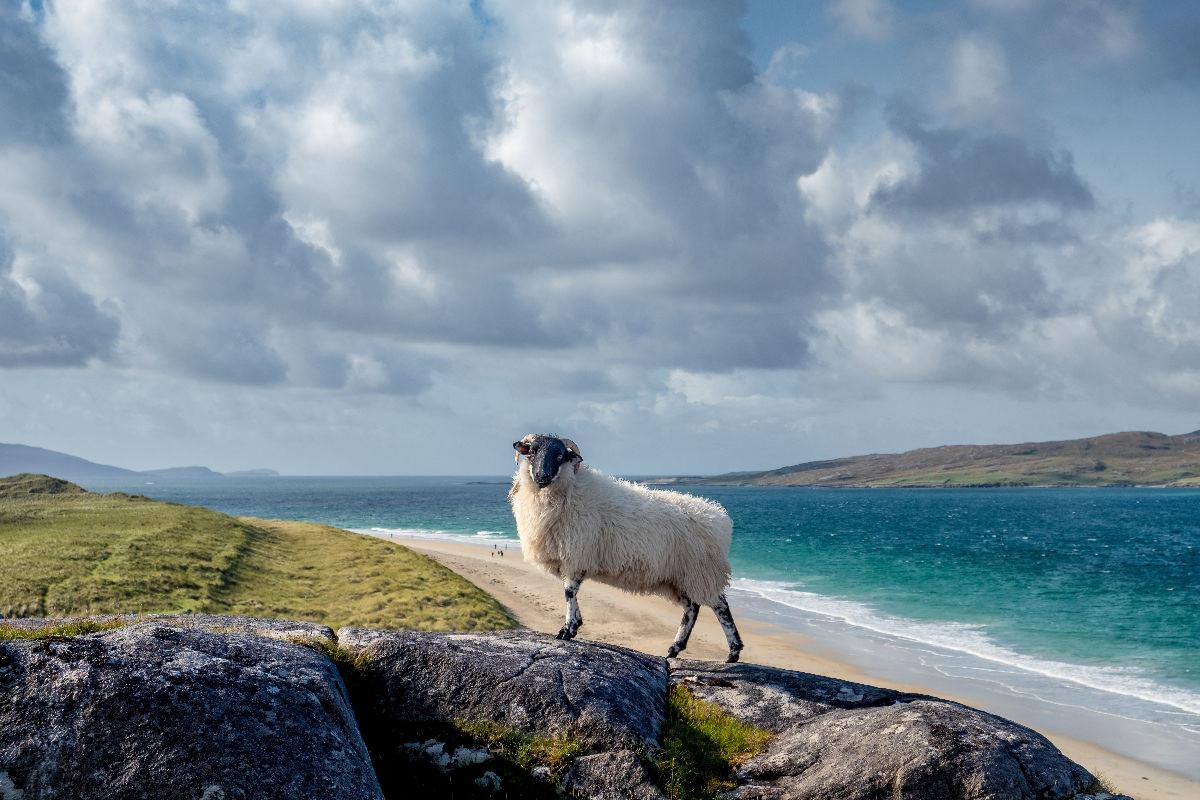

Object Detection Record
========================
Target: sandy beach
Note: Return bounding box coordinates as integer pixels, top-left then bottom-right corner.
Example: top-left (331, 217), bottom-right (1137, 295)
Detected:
top-left (398, 537), bottom-right (1198, 800)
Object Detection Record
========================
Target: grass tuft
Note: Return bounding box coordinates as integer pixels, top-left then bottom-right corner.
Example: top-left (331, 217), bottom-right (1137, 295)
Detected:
top-left (1084, 771), bottom-right (1120, 796)
top-left (348, 714), bottom-right (585, 799)
top-left (450, 719), bottom-right (587, 778)
top-left (654, 684), bottom-right (772, 800)
top-left (290, 636), bottom-right (372, 676)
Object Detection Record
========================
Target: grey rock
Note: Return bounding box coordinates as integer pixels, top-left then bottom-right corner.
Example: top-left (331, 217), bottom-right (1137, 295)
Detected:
top-left (671, 660), bottom-right (1107, 800)
top-left (0, 613), bottom-right (334, 643)
top-left (0, 621), bottom-right (381, 800)
top-left (563, 749), bottom-right (665, 800)
top-left (0, 618), bottom-right (1135, 800)
top-left (339, 628), bottom-right (667, 751)
top-left (673, 659), bottom-right (902, 731)
top-left (474, 770), bottom-right (502, 791)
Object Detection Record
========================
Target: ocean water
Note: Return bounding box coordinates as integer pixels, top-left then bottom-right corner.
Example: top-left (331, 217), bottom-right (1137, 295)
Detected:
top-left (77, 476), bottom-right (1199, 776)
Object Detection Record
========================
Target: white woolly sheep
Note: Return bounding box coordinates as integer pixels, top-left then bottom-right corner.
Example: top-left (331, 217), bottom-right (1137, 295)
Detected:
top-left (509, 433), bottom-right (743, 662)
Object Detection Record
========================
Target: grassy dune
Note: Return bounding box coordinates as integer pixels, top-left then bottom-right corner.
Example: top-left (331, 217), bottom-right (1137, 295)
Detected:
top-left (0, 473), bottom-right (514, 632)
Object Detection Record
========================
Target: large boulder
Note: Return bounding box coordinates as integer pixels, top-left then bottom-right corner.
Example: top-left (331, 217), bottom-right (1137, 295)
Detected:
top-left (338, 628), bottom-right (667, 752)
top-left (0, 620), bottom-right (382, 800)
top-left (670, 660), bottom-right (1121, 800)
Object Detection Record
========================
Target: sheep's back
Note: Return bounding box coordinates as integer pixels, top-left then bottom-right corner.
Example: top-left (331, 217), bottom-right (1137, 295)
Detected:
top-left (572, 471), bottom-right (733, 604)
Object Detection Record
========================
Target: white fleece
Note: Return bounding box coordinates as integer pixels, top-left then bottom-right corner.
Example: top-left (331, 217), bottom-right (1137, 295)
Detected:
top-left (510, 462), bottom-right (733, 606)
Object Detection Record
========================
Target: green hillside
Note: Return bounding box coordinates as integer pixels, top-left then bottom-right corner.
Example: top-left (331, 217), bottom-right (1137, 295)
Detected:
top-left (658, 430), bottom-right (1200, 488)
top-left (0, 473), bottom-right (514, 631)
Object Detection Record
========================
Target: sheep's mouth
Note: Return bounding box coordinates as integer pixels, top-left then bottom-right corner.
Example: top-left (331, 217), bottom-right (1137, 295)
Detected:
top-left (529, 463), bottom-right (557, 489)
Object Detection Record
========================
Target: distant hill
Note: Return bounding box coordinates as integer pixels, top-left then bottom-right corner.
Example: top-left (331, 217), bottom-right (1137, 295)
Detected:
top-left (0, 443), bottom-right (276, 481)
top-left (0, 444), bottom-right (140, 480)
top-left (650, 430), bottom-right (1200, 488)
top-left (140, 467), bottom-right (224, 479)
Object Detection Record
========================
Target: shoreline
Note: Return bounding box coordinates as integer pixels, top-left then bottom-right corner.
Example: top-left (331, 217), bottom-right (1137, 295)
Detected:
top-left (389, 535), bottom-right (1199, 800)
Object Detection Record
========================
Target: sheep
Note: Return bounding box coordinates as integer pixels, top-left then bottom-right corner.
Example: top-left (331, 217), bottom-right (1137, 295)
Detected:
top-left (509, 433), bottom-right (744, 662)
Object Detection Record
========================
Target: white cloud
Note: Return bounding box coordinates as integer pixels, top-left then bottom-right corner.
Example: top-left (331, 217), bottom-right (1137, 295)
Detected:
top-left (827, 0), bottom-right (896, 42)
top-left (943, 33), bottom-right (1013, 125)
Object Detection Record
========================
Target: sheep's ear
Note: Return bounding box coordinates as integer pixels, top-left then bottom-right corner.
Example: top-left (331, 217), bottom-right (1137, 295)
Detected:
top-left (513, 440), bottom-right (533, 464)
top-left (560, 438), bottom-right (583, 474)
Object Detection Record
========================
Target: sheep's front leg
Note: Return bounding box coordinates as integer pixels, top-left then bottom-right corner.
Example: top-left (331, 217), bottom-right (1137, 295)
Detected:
top-left (713, 594), bottom-right (744, 663)
top-left (556, 574), bottom-right (585, 640)
top-left (666, 595), bottom-right (700, 658)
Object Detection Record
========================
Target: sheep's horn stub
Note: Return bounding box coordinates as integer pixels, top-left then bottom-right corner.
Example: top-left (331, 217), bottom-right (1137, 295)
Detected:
top-left (513, 434), bottom-right (538, 464)
top-left (561, 438), bottom-right (583, 473)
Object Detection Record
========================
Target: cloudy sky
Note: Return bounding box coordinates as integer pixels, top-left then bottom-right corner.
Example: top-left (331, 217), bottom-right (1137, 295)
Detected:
top-left (2, 0), bottom-right (1198, 475)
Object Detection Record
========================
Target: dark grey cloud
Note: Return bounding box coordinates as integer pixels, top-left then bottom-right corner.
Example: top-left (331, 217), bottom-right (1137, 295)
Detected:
top-left (271, 339), bottom-right (432, 395)
top-left (0, 2), bottom-right (69, 145)
top-left (872, 242), bottom-right (1058, 334)
top-left (872, 102), bottom-right (1094, 215)
top-left (0, 233), bottom-right (120, 367)
top-left (152, 318), bottom-right (286, 387)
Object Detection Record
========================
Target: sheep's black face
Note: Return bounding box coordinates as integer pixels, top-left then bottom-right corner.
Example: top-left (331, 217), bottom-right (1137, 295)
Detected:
top-left (514, 435), bottom-right (579, 489)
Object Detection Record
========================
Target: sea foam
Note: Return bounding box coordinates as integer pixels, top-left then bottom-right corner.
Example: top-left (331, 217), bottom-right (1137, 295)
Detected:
top-left (730, 577), bottom-right (1200, 718)
top-left (354, 526), bottom-right (521, 548)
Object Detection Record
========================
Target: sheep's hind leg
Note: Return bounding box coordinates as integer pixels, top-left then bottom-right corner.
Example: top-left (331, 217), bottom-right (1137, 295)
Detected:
top-left (557, 574), bottom-right (585, 640)
top-left (666, 595), bottom-right (700, 658)
top-left (713, 594), bottom-right (744, 663)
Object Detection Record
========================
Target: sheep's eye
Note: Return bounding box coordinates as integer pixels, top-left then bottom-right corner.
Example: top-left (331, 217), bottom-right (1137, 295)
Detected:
top-left (555, 453), bottom-right (564, 462)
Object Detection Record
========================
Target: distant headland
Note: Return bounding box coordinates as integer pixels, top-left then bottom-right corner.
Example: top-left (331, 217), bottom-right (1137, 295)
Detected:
top-left (0, 443), bottom-right (277, 481)
top-left (646, 430), bottom-right (1200, 488)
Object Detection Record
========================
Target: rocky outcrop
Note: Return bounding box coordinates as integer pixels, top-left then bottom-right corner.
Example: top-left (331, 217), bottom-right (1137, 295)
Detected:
top-left (0, 616), bottom-right (1131, 800)
top-left (673, 661), bottom-right (1099, 800)
top-left (0, 619), bottom-right (380, 800)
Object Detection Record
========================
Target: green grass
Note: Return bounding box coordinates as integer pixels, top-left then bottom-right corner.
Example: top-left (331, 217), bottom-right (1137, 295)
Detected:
top-left (0, 474), bottom-right (515, 632)
top-left (654, 685), bottom-right (772, 800)
top-left (450, 719), bottom-right (586, 779)
top-left (345, 711), bottom-right (586, 799)
top-left (0, 618), bottom-right (129, 641)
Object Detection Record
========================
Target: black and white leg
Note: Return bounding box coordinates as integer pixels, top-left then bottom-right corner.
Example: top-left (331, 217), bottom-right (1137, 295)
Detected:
top-left (557, 574), bottom-right (585, 640)
top-left (667, 595), bottom-right (700, 658)
top-left (712, 593), bottom-right (743, 663)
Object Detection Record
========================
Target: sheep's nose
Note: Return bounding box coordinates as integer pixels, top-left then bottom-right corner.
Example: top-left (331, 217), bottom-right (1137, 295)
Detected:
top-left (534, 474), bottom-right (553, 488)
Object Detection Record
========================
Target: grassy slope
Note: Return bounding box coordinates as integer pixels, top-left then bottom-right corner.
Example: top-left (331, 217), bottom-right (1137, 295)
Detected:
top-left (682, 430), bottom-right (1200, 487)
top-left (0, 474), bottom-right (514, 632)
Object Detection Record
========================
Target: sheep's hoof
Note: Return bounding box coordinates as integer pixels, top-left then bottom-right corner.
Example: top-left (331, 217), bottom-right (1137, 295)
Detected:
top-left (556, 626), bottom-right (576, 641)
top-left (666, 646), bottom-right (680, 659)
top-left (725, 650), bottom-right (741, 664)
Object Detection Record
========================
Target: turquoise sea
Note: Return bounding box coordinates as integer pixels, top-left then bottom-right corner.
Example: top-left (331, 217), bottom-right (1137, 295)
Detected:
top-left (78, 475), bottom-right (1200, 777)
